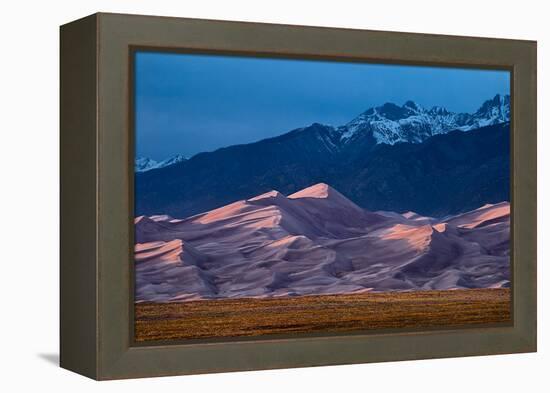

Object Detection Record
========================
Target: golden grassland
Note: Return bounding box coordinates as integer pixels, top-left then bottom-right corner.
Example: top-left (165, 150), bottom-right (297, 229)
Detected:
top-left (134, 288), bottom-right (511, 342)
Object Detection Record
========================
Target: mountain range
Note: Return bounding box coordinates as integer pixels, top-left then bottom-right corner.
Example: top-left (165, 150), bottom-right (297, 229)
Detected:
top-left (135, 94), bottom-right (510, 218)
top-left (135, 183), bottom-right (510, 302)
top-left (339, 93), bottom-right (509, 146)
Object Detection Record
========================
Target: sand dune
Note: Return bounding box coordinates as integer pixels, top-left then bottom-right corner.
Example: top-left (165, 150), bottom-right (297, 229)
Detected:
top-left (134, 183), bottom-right (510, 302)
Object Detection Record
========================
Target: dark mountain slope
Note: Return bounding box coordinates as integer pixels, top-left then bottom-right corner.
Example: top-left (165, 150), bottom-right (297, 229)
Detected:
top-left (135, 123), bottom-right (345, 217)
top-left (136, 121), bottom-right (509, 218)
top-left (334, 122), bottom-right (510, 216)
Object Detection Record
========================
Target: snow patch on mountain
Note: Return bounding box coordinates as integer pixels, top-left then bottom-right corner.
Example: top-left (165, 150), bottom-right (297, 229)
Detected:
top-left (135, 157), bottom-right (159, 172)
top-left (135, 154), bottom-right (187, 173)
top-left (340, 94), bottom-right (510, 145)
top-left (156, 154), bottom-right (187, 168)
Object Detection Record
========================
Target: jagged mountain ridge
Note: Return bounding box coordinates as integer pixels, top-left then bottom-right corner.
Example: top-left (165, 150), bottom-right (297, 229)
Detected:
top-left (135, 154), bottom-right (187, 173)
top-left (135, 157), bottom-right (159, 172)
top-left (339, 94), bottom-right (510, 145)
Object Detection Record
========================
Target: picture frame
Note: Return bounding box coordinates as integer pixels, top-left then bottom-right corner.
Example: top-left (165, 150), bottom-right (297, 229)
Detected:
top-left (60, 12), bottom-right (537, 380)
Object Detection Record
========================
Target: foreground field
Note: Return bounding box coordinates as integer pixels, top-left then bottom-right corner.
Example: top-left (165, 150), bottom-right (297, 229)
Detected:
top-left (135, 288), bottom-right (511, 342)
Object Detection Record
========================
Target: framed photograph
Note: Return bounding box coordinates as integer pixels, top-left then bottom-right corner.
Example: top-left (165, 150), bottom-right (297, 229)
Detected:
top-left (60, 13), bottom-right (537, 380)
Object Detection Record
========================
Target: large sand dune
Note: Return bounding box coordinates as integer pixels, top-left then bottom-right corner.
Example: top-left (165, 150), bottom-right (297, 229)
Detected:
top-left (135, 183), bottom-right (510, 302)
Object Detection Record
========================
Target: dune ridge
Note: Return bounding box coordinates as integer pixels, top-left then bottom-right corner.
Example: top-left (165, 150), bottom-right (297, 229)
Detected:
top-left (135, 183), bottom-right (510, 302)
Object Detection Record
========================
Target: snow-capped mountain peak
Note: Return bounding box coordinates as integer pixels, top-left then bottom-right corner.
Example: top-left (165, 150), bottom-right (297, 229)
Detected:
top-left (471, 94), bottom-right (510, 127)
top-left (339, 94), bottom-right (510, 145)
top-left (403, 100), bottom-right (423, 113)
top-left (156, 154), bottom-right (187, 168)
top-left (135, 154), bottom-right (187, 173)
top-left (135, 157), bottom-right (159, 172)
top-left (428, 106), bottom-right (451, 116)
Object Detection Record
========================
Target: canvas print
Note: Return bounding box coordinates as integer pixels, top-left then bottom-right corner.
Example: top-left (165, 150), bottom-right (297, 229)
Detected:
top-left (133, 52), bottom-right (511, 342)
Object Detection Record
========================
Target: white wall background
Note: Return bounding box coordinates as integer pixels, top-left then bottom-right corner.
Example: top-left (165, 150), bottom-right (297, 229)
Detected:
top-left (0, 0), bottom-right (546, 390)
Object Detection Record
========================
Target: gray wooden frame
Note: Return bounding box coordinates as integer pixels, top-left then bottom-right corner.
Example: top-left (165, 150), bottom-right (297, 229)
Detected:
top-left (60, 12), bottom-right (537, 380)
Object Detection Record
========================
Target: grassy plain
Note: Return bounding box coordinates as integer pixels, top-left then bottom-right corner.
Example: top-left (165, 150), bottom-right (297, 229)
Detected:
top-left (135, 288), bottom-right (511, 342)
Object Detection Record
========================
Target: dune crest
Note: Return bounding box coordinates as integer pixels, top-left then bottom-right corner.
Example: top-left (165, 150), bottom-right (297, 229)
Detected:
top-left (289, 182), bottom-right (333, 199)
top-left (135, 184), bottom-right (510, 302)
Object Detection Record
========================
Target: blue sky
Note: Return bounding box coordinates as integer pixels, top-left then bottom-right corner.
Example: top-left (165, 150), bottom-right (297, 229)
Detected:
top-left (135, 51), bottom-right (510, 160)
